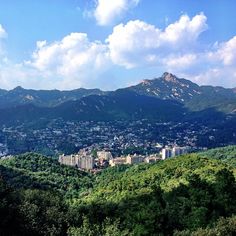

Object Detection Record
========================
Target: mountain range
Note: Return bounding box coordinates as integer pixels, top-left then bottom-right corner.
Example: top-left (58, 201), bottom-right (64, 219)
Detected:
top-left (0, 72), bottom-right (236, 125)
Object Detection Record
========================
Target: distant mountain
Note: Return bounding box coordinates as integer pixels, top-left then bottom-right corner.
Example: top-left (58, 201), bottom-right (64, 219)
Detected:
top-left (0, 90), bottom-right (186, 125)
top-left (128, 72), bottom-right (201, 101)
top-left (1, 72), bottom-right (236, 113)
top-left (127, 72), bottom-right (236, 113)
top-left (0, 86), bottom-right (106, 108)
top-left (0, 88), bottom-right (7, 95)
top-left (0, 73), bottom-right (235, 125)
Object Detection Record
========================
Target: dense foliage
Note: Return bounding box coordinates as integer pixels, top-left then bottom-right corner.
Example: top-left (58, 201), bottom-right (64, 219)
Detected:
top-left (199, 145), bottom-right (236, 168)
top-left (0, 180), bottom-right (68, 236)
top-left (0, 147), bottom-right (236, 235)
top-left (175, 215), bottom-right (236, 236)
top-left (0, 153), bottom-right (93, 198)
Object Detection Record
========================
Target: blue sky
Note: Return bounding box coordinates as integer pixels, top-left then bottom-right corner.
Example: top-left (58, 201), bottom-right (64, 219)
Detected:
top-left (0, 0), bottom-right (236, 90)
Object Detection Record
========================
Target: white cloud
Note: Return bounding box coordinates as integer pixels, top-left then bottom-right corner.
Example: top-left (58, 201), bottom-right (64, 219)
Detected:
top-left (164, 54), bottom-right (198, 70)
top-left (166, 36), bottom-right (236, 87)
top-left (27, 33), bottom-right (110, 89)
top-left (161, 13), bottom-right (207, 46)
top-left (186, 67), bottom-right (236, 88)
top-left (107, 20), bottom-right (161, 68)
top-left (0, 14), bottom-right (236, 90)
top-left (106, 13), bottom-right (208, 68)
top-left (190, 36), bottom-right (236, 87)
top-left (0, 24), bottom-right (7, 38)
top-left (105, 13), bottom-right (236, 87)
top-left (0, 60), bottom-right (40, 89)
top-left (0, 25), bottom-right (7, 56)
top-left (94, 0), bottom-right (140, 26)
top-left (214, 36), bottom-right (236, 66)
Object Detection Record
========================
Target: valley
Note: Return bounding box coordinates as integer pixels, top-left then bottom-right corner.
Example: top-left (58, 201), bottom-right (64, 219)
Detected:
top-left (0, 73), bottom-right (236, 157)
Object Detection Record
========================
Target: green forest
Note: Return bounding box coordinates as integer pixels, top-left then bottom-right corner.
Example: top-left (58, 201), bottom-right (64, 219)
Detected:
top-left (0, 146), bottom-right (236, 235)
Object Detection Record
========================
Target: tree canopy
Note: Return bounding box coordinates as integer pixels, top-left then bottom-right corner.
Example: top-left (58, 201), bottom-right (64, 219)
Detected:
top-left (0, 146), bottom-right (235, 235)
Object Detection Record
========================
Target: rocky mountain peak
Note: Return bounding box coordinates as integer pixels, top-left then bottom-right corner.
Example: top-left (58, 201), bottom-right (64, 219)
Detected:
top-left (13, 86), bottom-right (24, 91)
top-left (161, 72), bottom-right (177, 82)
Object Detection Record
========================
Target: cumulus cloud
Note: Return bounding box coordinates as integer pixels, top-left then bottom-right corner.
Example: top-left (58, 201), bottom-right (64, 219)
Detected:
top-left (164, 54), bottom-right (198, 70)
top-left (0, 64), bottom-right (32, 89)
top-left (161, 13), bottom-right (207, 45)
top-left (0, 13), bottom-right (236, 89)
top-left (27, 33), bottom-right (110, 89)
top-left (106, 13), bottom-right (208, 68)
top-left (188, 36), bottom-right (236, 87)
top-left (105, 13), bottom-right (236, 87)
top-left (94, 0), bottom-right (140, 26)
top-left (214, 36), bottom-right (236, 66)
top-left (169, 35), bottom-right (236, 87)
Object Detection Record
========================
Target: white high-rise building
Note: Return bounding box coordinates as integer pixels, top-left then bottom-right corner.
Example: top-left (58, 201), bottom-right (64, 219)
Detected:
top-left (126, 154), bottom-right (144, 164)
top-left (78, 154), bottom-right (94, 170)
top-left (58, 154), bottom-right (77, 167)
top-left (59, 149), bottom-right (95, 170)
top-left (172, 147), bottom-right (187, 157)
top-left (97, 151), bottom-right (113, 161)
top-left (162, 148), bottom-right (172, 160)
top-left (161, 146), bottom-right (188, 160)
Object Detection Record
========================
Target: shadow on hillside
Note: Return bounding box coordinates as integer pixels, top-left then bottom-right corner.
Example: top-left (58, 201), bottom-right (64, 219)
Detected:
top-left (0, 165), bottom-right (57, 190)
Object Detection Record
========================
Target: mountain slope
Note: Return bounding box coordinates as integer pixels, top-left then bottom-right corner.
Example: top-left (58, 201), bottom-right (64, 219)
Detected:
top-left (199, 145), bottom-right (236, 168)
top-left (0, 86), bottom-right (105, 108)
top-left (84, 152), bottom-right (236, 203)
top-left (128, 72), bottom-right (202, 102)
top-left (0, 73), bottom-right (235, 127)
top-left (128, 72), bottom-right (236, 113)
top-left (0, 153), bottom-right (92, 195)
top-left (70, 147), bottom-right (236, 235)
top-left (0, 72), bottom-right (235, 114)
top-left (0, 90), bottom-right (187, 125)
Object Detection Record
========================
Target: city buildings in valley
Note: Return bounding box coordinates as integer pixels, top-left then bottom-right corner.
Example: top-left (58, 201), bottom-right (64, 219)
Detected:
top-left (126, 154), bottom-right (144, 164)
top-left (162, 146), bottom-right (188, 160)
top-left (109, 157), bottom-right (126, 167)
top-left (0, 143), bottom-right (8, 157)
top-left (59, 154), bottom-right (77, 167)
top-left (2, 118), bottom-right (212, 157)
top-left (97, 151), bottom-right (113, 161)
top-left (145, 154), bottom-right (161, 163)
top-left (59, 149), bottom-right (95, 170)
top-left (162, 147), bottom-right (172, 160)
top-left (109, 153), bottom-right (157, 166)
top-left (172, 146), bottom-right (188, 157)
top-left (59, 145), bottom-right (189, 170)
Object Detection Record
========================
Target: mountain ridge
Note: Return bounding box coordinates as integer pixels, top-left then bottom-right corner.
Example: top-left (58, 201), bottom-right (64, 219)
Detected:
top-left (0, 90), bottom-right (187, 125)
top-left (1, 72), bottom-right (235, 113)
top-left (0, 86), bottom-right (106, 108)
top-left (0, 73), bottom-right (235, 126)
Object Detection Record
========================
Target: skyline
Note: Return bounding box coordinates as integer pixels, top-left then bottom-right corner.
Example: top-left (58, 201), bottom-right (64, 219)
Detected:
top-left (0, 0), bottom-right (236, 90)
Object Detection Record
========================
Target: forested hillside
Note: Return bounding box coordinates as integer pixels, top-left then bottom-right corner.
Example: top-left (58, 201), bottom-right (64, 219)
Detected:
top-left (0, 153), bottom-right (93, 198)
top-left (0, 147), bottom-right (235, 235)
top-left (199, 145), bottom-right (236, 168)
